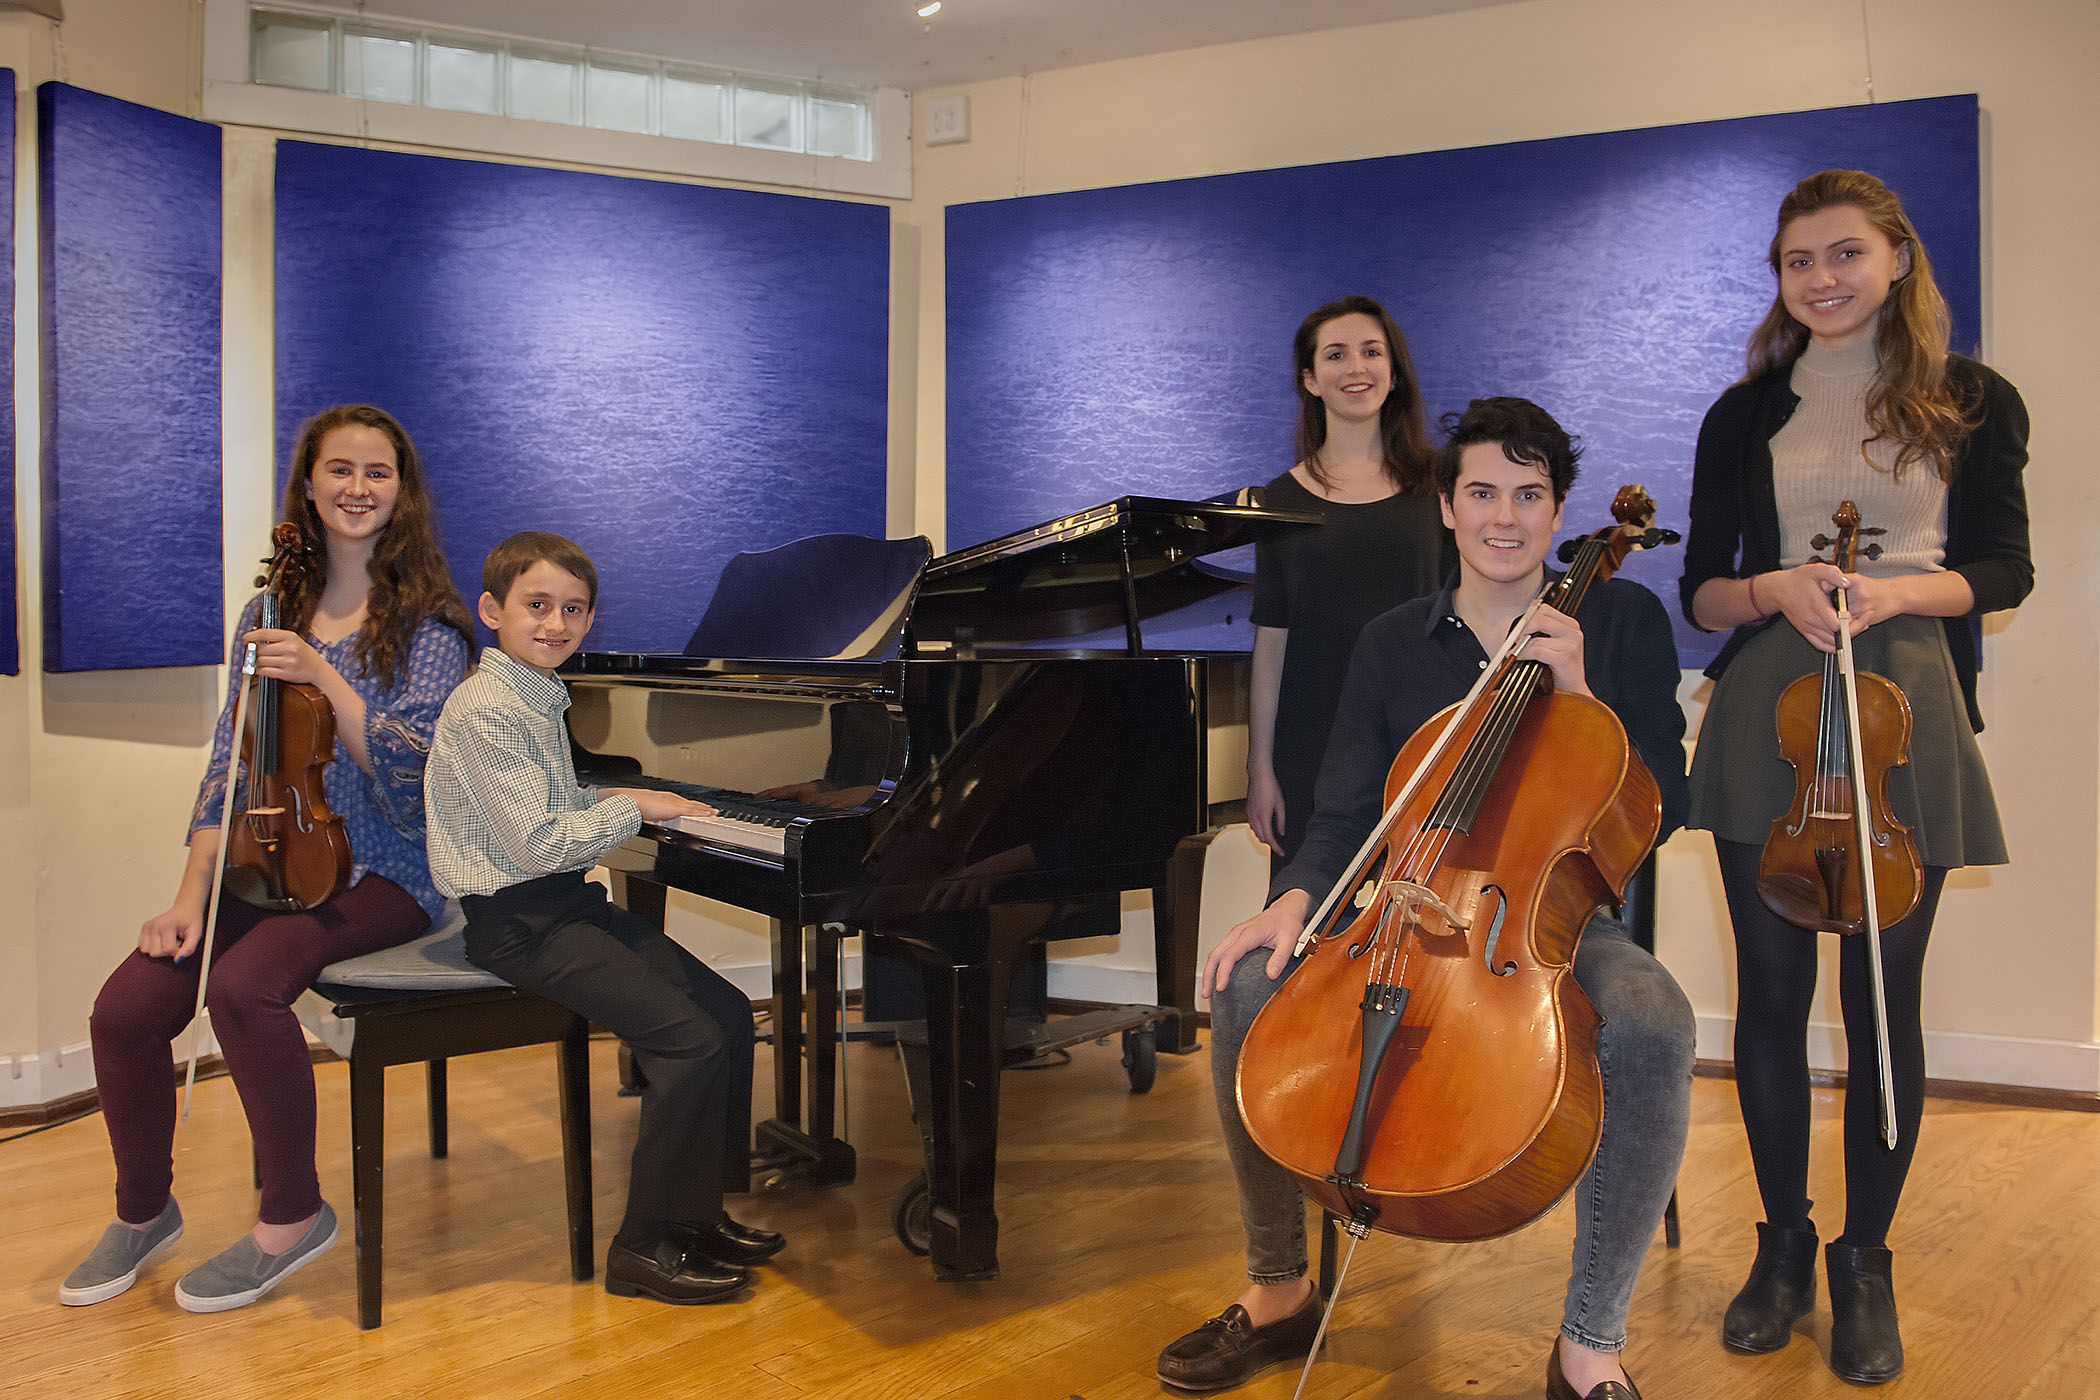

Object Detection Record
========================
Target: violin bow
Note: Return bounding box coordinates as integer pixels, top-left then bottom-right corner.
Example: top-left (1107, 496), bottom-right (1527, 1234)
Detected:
top-left (178, 626), bottom-right (264, 1124)
top-left (1828, 550), bottom-right (1901, 1151)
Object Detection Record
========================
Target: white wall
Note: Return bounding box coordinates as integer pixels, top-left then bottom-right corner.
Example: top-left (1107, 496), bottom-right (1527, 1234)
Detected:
top-left (5, 0), bottom-right (2097, 1104)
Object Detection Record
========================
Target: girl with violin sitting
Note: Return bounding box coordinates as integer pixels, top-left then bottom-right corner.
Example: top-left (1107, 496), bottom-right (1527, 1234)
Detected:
top-left (1682, 170), bottom-right (2032, 1384)
top-left (1158, 398), bottom-right (1694, 1400)
top-left (63, 405), bottom-right (473, 1313)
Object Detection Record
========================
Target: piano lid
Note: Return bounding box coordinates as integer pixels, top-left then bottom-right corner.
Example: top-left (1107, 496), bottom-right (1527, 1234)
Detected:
top-left (908, 494), bottom-right (1319, 656)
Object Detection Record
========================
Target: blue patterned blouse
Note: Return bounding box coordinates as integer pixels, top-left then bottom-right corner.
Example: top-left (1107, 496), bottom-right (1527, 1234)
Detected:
top-left (190, 597), bottom-right (471, 921)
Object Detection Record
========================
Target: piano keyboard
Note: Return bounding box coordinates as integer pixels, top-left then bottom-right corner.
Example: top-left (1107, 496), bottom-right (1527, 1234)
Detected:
top-left (626, 780), bottom-right (843, 857)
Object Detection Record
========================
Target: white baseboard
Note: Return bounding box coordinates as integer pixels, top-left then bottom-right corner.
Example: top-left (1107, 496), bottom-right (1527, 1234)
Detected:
top-left (0, 1041), bottom-right (101, 1110)
top-left (1693, 1013), bottom-right (2100, 1094)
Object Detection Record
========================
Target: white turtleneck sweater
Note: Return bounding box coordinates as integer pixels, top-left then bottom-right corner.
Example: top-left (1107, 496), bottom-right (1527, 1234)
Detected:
top-left (1772, 337), bottom-right (1949, 575)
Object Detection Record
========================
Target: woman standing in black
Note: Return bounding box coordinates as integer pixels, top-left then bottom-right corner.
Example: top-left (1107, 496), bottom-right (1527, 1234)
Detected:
top-left (1248, 295), bottom-right (1452, 865)
top-left (1681, 169), bottom-right (2032, 1385)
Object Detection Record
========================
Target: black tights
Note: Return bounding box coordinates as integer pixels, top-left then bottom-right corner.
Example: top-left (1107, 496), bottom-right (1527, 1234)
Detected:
top-left (1715, 838), bottom-right (1946, 1249)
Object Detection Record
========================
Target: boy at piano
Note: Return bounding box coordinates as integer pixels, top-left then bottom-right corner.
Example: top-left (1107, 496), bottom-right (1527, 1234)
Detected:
top-left (425, 530), bottom-right (784, 1305)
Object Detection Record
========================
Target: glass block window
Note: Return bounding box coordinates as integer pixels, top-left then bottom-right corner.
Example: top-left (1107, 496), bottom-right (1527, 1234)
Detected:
top-left (507, 52), bottom-right (579, 125)
top-left (247, 7), bottom-right (875, 160)
top-left (809, 96), bottom-right (868, 161)
top-left (586, 62), bottom-right (653, 134)
top-left (662, 70), bottom-right (731, 143)
top-left (341, 28), bottom-right (417, 105)
top-left (252, 12), bottom-right (332, 92)
top-left (426, 41), bottom-right (500, 114)
top-left (736, 82), bottom-right (800, 152)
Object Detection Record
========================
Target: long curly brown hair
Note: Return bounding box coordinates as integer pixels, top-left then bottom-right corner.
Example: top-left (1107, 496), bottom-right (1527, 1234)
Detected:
top-left (1292, 295), bottom-right (1435, 494)
top-left (276, 404), bottom-right (474, 687)
top-left (1743, 169), bottom-right (1976, 482)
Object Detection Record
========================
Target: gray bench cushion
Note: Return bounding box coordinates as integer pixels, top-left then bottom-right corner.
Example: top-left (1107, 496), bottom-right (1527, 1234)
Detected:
top-left (315, 904), bottom-right (508, 992)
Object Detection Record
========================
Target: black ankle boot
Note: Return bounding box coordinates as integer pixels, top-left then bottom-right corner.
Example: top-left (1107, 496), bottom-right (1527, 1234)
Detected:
top-left (1721, 1221), bottom-right (1818, 1353)
top-left (1826, 1241), bottom-right (1903, 1383)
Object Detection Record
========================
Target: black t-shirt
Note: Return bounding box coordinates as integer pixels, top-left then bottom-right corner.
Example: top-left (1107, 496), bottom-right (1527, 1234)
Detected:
top-left (1252, 469), bottom-right (1454, 857)
top-left (1271, 572), bottom-right (1689, 909)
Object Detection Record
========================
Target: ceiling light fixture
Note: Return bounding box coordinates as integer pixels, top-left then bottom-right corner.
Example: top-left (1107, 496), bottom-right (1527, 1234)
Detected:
top-left (917, 2), bottom-right (941, 15)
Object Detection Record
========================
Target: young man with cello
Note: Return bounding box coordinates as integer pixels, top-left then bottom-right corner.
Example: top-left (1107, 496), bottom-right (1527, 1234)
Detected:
top-left (1156, 397), bottom-right (1694, 1400)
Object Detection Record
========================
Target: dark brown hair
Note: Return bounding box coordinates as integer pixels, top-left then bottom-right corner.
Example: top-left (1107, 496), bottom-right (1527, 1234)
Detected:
top-left (1291, 295), bottom-right (1434, 493)
top-left (1744, 169), bottom-right (1974, 482)
top-left (482, 531), bottom-right (600, 610)
top-left (1433, 397), bottom-right (1582, 504)
top-left (277, 404), bottom-right (474, 686)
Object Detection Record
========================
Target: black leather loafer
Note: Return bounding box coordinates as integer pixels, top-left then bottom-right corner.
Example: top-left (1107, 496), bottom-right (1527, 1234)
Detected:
top-left (674, 1216), bottom-right (787, 1268)
top-left (1545, 1341), bottom-right (1644, 1399)
top-left (605, 1238), bottom-right (750, 1304)
top-left (1156, 1288), bottom-right (1323, 1392)
top-left (1722, 1221), bottom-right (1819, 1353)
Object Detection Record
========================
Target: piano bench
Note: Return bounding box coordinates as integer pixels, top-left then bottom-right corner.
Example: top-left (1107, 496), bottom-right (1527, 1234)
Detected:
top-left (300, 910), bottom-right (594, 1329)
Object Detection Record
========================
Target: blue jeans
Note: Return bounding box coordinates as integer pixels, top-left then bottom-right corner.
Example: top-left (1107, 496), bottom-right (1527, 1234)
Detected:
top-left (1208, 916), bottom-right (1694, 1352)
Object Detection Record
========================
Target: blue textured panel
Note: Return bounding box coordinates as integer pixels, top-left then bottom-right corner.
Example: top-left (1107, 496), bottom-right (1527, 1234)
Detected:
top-left (948, 96), bottom-right (1980, 662)
top-left (0, 72), bottom-right (14, 675)
top-left (38, 83), bottom-right (222, 672)
top-left (275, 143), bottom-right (889, 654)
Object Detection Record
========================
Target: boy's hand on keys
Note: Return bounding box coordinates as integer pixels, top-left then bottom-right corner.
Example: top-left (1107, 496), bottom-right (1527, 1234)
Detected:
top-left (608, 788), bottom-right (719, 824)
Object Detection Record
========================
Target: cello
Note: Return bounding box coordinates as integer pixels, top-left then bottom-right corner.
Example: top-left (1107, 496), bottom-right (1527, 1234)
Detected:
top-left (179, 522), bottom-right (353, 1119)
top-left (1755, 501), bottom-right (1922, 1149)
top-left (1235, 486), bottom-right (1678, 1363)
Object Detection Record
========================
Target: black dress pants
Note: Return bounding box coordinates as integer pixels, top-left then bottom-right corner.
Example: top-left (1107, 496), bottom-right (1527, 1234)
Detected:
top-left (462, 871), bottom-right (754, 1246)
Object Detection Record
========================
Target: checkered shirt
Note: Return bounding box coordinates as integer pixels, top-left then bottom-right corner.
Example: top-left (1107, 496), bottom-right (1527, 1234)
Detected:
top-left (424, 647), bottom-right (643, 898)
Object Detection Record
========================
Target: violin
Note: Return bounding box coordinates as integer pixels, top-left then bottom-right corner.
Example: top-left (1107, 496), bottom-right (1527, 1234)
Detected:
top-left (1756, 502), bottom-right (1922, 933)
top-left (220, 521), bottom-right (353, 912)
top-left (1755, 500), bottom-right (1919, 1148)
top-left (1237, 486), bottom-right (1679, 1249)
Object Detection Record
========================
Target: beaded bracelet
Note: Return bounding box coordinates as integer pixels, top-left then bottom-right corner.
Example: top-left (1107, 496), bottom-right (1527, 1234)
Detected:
top-left (1746, 573), bottom-right (1767, 622)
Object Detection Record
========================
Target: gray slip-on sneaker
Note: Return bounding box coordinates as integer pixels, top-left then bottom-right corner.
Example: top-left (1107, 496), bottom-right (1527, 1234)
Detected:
top-left (59, 1199), bottom-right (186, 1306)
top-left (173, 1201), bottom-right (337, 1314)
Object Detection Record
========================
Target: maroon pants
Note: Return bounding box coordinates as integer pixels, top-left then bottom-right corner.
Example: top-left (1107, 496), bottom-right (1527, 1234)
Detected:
top-left (89, 875), bottom-right (429, 1225)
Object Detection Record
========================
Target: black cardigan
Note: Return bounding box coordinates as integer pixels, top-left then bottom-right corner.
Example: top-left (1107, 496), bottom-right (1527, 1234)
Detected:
top-left (1679, 354), bottom-right (2032, 732)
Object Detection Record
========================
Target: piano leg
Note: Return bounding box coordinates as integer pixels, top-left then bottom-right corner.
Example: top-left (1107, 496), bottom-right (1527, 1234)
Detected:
top-left (769, 918), bottom-right (804, 1130)
top-left (917, 949), bottom-right (1007, 1281)
top-left (1152, 829), bottom-right (1222, 1055)
top-left (753, 921), bottom-right (857, 1188)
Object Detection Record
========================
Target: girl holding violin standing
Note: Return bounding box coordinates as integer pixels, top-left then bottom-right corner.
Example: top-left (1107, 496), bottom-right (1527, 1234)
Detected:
top-left (63, 405), bottom-right (473, 1313)
top-left (1682, 170), bottom-right (2032, 1384)
top-left (1249, 295), bottom-right (1453, 865)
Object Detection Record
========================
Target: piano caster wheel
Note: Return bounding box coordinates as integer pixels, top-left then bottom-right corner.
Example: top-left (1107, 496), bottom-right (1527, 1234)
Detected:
top-left (761, 1171), bottom-right (793, 1194)
top-left (1122, 1026), bottom-right (1157, 1094)
top-left (893, 1174), bottom-right (932, 1256)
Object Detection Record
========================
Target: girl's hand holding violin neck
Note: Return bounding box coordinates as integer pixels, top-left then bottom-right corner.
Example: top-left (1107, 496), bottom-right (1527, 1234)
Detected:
top-left (1517, 605), bottom-right (1592, 697)
top-left (1204, 889), bottom-right (1313, 996)
top-left (1766, 562), bottom-right (1866, 653)
top-left (243, 627), bottom-right (332, 686)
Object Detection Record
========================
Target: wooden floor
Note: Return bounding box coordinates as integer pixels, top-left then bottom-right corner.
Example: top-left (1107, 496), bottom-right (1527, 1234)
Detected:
top-left (4, 1026), bottom-right (2096, 1400)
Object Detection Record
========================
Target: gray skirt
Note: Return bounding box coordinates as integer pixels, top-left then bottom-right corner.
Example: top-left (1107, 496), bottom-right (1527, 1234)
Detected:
top-left (1688, 612), bottom-right (2006, 868)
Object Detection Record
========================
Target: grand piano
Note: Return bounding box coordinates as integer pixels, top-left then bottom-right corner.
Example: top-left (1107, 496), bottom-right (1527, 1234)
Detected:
top-left (564, 495), bottom-right (1316, 1279)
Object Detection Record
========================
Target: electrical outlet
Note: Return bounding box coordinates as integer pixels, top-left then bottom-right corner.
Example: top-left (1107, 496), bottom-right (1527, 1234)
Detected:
top-left (924, 95), bottom-right (968, 146)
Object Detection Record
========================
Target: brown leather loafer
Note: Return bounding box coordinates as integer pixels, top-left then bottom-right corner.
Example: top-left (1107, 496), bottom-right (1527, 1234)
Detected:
top-left (1156, 1288), bottom-right (1323, 1392)
top-left (1545, 1341), bottom-right (1644, 1400)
